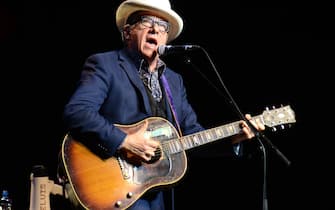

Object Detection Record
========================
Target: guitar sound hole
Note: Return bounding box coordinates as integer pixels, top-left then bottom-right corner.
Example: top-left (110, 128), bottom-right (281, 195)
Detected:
top-left (146, 147), bottom-right (162, 164)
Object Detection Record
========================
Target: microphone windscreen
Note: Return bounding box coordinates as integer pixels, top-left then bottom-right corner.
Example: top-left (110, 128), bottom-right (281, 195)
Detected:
top-left (157, 45), bottom-right (166, 56)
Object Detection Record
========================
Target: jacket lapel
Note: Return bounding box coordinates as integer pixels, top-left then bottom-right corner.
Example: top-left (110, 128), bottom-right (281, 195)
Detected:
top-left (118, 50), bottom-right (152, 115)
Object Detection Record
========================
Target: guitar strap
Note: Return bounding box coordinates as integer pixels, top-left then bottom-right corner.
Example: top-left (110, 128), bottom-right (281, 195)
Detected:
top-left (161, 74), bottom-right (178, 210)
top-left (161, 74), bottom-right (183, 137)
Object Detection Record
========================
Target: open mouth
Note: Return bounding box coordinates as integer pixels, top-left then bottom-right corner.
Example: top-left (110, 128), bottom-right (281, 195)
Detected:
top-left (145, 37), bottom-right (158, 49)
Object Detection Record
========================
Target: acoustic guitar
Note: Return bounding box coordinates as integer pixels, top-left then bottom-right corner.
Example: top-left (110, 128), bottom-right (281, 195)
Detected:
top-left (61, 105), bottom-right (295, 209)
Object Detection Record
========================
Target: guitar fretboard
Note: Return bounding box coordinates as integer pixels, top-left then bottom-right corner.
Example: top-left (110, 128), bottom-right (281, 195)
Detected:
top-left (162, 114), bottom-right (264, 155)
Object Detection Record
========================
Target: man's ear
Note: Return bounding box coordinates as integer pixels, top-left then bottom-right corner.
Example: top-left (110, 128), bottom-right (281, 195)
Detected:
top-left (122, 25), bottom-right (131, 40)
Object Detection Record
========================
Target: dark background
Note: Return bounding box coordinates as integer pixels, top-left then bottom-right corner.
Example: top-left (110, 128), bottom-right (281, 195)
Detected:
top-left (1, 1), bottom-right (333, 209)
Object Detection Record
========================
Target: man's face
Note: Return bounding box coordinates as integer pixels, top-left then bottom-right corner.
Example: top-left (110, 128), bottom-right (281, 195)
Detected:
top-left (125, 12), bottom-right (169, 60)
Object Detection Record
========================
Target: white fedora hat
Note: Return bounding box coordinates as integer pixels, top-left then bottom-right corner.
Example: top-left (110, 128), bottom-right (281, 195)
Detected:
top-left (116, 0), bottom-right (183, 43)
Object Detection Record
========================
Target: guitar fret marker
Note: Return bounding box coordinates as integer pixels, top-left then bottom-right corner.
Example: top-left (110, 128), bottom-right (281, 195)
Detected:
top-left (192, 136), bottom-right (200, 145)
top-left (205, 132), bottom-right (211, 140)
top-left (215, 128), bottom-right (223, 137)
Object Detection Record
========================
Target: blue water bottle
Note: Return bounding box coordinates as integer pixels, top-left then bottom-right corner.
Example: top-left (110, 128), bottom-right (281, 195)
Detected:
top-left (0, 190), bottom-right (12, 210)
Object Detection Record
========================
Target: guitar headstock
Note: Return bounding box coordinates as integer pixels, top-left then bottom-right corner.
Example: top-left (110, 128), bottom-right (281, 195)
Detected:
top-left (262, 105), bottom-right (296, 129)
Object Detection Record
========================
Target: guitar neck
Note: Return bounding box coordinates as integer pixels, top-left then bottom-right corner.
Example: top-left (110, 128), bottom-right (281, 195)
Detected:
top-left (162, 114), bottom-right (263, 155)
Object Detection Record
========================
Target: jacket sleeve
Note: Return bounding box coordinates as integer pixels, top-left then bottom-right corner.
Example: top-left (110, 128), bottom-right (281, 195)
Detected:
top-left (63, 53), bottom-right (126, 157)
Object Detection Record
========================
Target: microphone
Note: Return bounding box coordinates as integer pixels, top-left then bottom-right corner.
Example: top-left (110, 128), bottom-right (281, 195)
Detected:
top-left (157, 44), bottom-right (200, 56)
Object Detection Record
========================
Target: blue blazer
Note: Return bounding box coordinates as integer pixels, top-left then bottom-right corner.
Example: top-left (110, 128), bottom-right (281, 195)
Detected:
top-left (63, 48), bottom-right (204, 157)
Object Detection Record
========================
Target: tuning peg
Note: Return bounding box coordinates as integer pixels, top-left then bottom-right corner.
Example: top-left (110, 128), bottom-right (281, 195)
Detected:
top-left (271, 127), bottom-right (277, 132)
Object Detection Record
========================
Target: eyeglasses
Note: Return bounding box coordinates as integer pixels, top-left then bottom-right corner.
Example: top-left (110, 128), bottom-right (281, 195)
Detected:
top-left (137, 16), bottom-right (170, 34)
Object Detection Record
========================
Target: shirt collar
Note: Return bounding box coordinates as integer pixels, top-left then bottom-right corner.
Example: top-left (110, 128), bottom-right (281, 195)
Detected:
top-left (125, 48), bottom-right (166, 77)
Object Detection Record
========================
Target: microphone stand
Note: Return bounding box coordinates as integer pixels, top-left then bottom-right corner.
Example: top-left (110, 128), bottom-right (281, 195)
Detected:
top-left (182, 46), bottom-right (291, 210)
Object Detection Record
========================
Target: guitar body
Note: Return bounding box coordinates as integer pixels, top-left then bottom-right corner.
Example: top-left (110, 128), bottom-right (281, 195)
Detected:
top-left (61, 117), bottom-right (187, 210)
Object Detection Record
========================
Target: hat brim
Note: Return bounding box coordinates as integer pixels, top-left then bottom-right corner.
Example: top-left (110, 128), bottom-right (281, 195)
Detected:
top-left (116, 0), bottom-right (183, 43)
